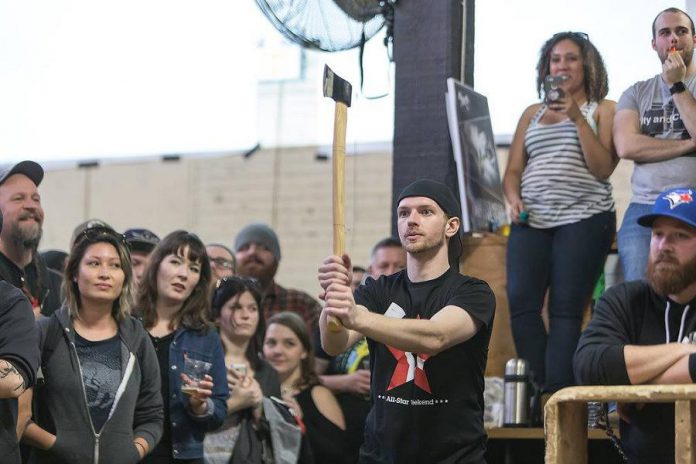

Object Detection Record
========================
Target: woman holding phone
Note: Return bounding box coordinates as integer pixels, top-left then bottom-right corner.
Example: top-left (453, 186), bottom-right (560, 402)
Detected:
top-left (24, 225), bottom-right (163, 464)
top-left (204, 276), bottom-right (281, 463)
top-left (137, 230), bottom-right (228, 464)
top-left (502, 32), bottom-right (618, 396)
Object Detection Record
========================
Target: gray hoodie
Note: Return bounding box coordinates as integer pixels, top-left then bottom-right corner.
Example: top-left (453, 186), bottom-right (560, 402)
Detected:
top-left (29, 307), bottom-right (163, 464)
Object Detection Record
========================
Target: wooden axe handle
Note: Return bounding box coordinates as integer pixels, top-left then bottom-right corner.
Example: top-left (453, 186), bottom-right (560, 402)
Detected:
top-left (328, 101), bottom-right (348, 332)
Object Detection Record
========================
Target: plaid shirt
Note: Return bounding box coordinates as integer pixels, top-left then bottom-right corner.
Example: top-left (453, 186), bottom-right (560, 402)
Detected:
top-left (262, 281), bottom-right (321, 332)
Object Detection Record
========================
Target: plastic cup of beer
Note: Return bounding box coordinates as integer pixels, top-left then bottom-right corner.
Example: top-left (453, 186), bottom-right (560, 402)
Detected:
top-left (182, 356), bottom-right (212, 396)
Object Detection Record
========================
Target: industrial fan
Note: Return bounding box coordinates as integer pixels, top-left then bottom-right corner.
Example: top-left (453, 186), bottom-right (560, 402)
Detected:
top-left (254, 0), bottom-right (395, 53)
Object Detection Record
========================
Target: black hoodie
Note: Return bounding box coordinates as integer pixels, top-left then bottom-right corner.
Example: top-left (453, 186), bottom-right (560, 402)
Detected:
top-left (574, 280), bottom-right (696, 464)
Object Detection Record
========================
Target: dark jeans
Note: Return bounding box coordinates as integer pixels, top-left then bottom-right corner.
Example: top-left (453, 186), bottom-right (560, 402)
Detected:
top-left (506, 211), bottom-right (615, 392)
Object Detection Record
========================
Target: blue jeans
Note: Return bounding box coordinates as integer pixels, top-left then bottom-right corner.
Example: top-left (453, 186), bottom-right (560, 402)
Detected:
top-left (506, 211), bottom-right (615, 392)
top-left (617, 202), bottom-right (653, 282)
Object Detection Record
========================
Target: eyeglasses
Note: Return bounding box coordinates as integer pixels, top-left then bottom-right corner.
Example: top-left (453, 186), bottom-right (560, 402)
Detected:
top-left (75, 225), bottom-right (129, 249)
top-left (553, 31), bottom-right (589, 41)
top-left (210, 258), bottom-right (235, 270)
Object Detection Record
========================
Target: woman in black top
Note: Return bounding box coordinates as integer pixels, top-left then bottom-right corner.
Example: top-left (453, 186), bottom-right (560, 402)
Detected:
top-left (263, 312), bottom-right (349, 464)
top-left (137, 231), bottom-right (228, 464)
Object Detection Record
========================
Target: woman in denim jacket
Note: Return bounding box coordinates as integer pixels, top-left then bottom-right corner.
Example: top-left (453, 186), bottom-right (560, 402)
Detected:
top-left (138, 231), bottom-right (228, 464)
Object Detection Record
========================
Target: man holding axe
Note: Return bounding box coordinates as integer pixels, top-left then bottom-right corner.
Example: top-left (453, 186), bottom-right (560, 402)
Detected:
top-left (319, 179), bottom-right (496, 463)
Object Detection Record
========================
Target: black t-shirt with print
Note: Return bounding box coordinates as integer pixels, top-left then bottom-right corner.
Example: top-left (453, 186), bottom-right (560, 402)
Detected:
top-left (74, 331), bottom-right (122, 433)
top-left (354, 267), bottom-right (495, 464)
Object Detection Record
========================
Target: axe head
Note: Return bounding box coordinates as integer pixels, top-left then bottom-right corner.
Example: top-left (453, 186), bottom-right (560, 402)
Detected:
top-left (323, 65), bottom-right (352, 107)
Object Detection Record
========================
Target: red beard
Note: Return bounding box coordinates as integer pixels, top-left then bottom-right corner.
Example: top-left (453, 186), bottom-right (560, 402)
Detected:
top-left (646, 252), bottom-right (696, 295)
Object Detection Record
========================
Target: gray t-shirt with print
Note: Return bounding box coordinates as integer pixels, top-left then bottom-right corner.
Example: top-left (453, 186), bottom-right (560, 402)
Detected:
top-left (616, 73), bottom-right (696, 204)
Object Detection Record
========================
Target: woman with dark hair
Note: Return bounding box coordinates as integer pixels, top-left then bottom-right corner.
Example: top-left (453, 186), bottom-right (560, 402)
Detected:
top-left (23, 226), bottom-right (163, 464)
top-left (263, 311), bottom-right (349, 464)
top-left (137, 230), bottom-right (228, 464)
top-left (203, 277), bottom-right (281, 463)
top-left (502, 32), bottom-right (618, 395)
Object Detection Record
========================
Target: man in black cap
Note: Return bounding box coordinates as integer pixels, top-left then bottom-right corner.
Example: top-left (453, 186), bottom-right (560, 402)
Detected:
top-left (235, 223), bottom-right (321, 331)
top-left (574, 186), bottom-right (696, 464)
top-left (0, 209), bottom-right (40, 464)
top-left (124, 228), bottom-right (160, 288)
top-left (0, 161), bottom-right (61, 318)
top-left (319, 179), bottom-right (495, 464)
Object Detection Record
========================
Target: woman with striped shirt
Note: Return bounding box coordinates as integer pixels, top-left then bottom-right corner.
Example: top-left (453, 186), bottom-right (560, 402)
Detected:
top-left (502, 32), bottom-right (618, 396)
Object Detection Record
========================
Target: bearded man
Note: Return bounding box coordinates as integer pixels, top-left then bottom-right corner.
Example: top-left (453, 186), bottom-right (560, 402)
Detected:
top-left (574, 186), bottom-right (696, 464)
top-left (234, 223), bottom-right (320, 331)
top-left (0, 161), bottom-right (61, 318)
top-left (614, 7), bottom-right (696, 281)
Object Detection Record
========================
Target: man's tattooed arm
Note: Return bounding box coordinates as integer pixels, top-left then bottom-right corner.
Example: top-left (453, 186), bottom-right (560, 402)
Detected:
top-left (0, 359), bottom-right (26, 398)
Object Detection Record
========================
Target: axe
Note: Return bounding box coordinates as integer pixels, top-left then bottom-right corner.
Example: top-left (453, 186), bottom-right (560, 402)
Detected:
top-left (323, 65), bottom-right (352, 332)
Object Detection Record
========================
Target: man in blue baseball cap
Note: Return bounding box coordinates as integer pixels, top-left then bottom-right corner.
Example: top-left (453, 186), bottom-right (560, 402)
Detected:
top-left (575, 187), bottom-right (696, 463)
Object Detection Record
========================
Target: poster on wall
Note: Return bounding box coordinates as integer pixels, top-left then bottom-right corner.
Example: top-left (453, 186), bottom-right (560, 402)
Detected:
top-left (445, 78), bottom-right (508, 233)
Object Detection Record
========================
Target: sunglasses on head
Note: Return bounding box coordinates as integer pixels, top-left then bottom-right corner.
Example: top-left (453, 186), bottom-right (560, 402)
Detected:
top-left (552, 31), bottom-right (589, 41)
top-left (75, 226), bottom-right (129, 250)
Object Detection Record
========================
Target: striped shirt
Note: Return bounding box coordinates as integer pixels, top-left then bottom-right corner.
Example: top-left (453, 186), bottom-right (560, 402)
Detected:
top-left (521, 102), bottom-right (614, 228)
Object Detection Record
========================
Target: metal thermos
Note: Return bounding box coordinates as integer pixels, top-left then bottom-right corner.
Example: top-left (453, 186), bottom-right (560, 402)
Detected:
top-left (503, 358), bottom-right (530, 427)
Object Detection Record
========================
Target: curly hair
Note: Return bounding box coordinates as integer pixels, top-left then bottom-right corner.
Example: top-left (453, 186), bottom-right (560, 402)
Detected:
top-left (535, 32), bottom-right (609, 103)
top-left (136, 230), bottom-right (212, 332)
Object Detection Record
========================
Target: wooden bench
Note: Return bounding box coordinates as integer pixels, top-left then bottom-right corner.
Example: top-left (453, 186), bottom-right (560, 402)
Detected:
top-left (544, 385), bottom-right (696, 464)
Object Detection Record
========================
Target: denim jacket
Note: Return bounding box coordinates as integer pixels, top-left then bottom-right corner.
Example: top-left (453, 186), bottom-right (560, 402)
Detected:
top-left (167, 326), bottom-right (228, 460)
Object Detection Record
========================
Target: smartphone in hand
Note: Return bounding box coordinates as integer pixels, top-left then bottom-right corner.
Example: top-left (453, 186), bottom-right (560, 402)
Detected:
top-left (544, 75), bottom-right (568, 104)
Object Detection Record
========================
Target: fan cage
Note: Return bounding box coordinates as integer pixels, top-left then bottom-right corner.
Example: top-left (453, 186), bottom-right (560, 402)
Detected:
top-left (255, 0), bottom-right (386, 52)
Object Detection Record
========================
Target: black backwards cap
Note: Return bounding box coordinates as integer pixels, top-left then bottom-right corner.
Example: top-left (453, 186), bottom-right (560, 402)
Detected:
top-left (397, 179), bottom-right (461, 219)
top-left (124, 228), bottom-right (161, 253)
top-left (397, 178), bottom-right (463, 266)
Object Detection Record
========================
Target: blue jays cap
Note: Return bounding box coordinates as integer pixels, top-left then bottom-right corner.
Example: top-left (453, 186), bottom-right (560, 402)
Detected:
top-left (637, 187), bottom-right (696, 229)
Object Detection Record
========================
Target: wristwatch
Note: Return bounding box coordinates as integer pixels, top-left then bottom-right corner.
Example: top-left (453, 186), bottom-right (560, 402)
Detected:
top-left (670, 81), bottom-right (687, 95)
